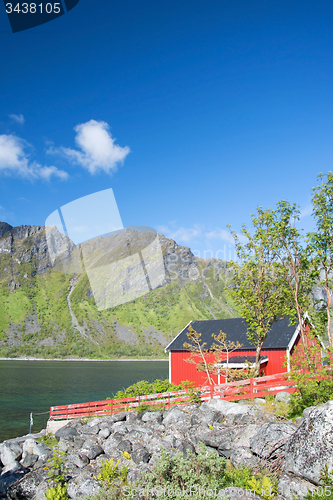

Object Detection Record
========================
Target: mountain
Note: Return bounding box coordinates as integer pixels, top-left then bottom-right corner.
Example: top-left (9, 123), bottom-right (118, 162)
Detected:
top-left (0, 222), bottom-right (238, 359)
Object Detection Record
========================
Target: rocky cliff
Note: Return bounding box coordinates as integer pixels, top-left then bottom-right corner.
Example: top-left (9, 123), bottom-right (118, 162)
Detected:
top-left (0, 223), bottom-right (238, 359)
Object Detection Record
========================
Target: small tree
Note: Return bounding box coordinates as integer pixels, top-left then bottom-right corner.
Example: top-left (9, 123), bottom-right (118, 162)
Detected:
top-left (308, 171), bottom-right (333, 348)
top-left (183, 327), bottom-right (261, 385)
top-left (228, 206), bottom-right (287, 375)
top-left (272, 201), bottom-right (318, 345)
top-left (210, 330), bottom-right (243, 383)
top-left (183, 325), bottom-right (215, 385)
top-left (288, 330), bottom-right (333, 417)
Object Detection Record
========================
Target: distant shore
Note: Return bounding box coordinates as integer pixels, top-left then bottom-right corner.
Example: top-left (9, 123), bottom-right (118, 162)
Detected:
top-left (0, 357), bottom-right (168, 362)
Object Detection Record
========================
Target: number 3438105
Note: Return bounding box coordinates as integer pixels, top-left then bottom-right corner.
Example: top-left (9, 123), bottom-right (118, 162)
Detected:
top-left (5, 3), bottom-right (61, 13)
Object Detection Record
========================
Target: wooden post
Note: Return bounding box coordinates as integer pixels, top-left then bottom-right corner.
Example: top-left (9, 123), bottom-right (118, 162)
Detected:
top-left (250, 378), bottom-right (254, 401)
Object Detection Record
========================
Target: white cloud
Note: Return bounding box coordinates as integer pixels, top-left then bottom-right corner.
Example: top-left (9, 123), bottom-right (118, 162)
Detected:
top-left (205, 228), bottom-right (236, 244)
top-left (9, 114), bottom-right (25, 125)
top-left (157, 223), bottom-right (243, 245)
top-left (157, 224), bottom-right (203, 244)
top-left (59, 120), bottom-right (130, 175)
top-left (0, 134), bottom-right (68, 181)
top-left (38, 165), bottom-right (69, 181)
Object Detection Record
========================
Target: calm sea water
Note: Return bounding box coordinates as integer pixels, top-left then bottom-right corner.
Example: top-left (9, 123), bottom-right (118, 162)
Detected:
top-left (0, 360), bottom-right (169, 443)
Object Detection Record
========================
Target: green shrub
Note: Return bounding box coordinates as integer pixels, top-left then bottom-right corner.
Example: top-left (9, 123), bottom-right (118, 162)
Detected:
top-left (140, 444), bottom-right (227, 498)
top-left (83, 445), bottom-right (278, 500)
top-left (45, 484), bottom-right (68, 500)
top-left (94, 458), bottom-right (129, 487)
top-left (44, 449), bottom-right (68, 500)
top-left (82, 487), bottom-right (111, 500)
top-left (247, 475), bottom-right (277, 499)
top-left (113, 379), bottom-right (183, 399)
top-left (38, 433), bottom-right (58, 449)
top-left (288, 329), bottom-right (333, 418)
top-left (222, 460), bottom-right (253, 489)
top-left (178, 380), bottom-right (201, 404)
top-left (134, 402), bottom-right (165, 413)
top-left (288, 374), bottom-right (333, 418)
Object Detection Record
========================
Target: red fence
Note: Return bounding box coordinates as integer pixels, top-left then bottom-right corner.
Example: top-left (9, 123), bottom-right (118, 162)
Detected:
top-left (49, 371), bottom-right (296, 420)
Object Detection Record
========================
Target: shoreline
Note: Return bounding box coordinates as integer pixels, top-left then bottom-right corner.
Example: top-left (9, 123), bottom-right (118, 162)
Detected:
top-left (0, 357), bottom-right (168, 362)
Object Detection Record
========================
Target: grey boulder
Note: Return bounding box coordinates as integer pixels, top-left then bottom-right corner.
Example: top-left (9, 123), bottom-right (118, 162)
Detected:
top-left (302, 406), bottom-right (316, 418)
top-left (55, 426), bottom-right (78, 442)
top-left (141, 411), bottom-right (163, 424)
top-left (1, 461), bottom-right (20, 475)
top-left (1, 444), bottom-right (22, 466)
top-left (98, 427), bottom-right (111, 439)
top-left (131, 446), bottom-right (151, 464)
top-left (20, 454), bottom-right (39, 468)
top-left (85, 445), bottom-right (104, 461)
top-left (196, 429), bottom-right (228, 449)
top-left (278, 472), bottom-right (317, 500)
top-left (275, 391), bottom-right (291, 403)
top-left (218, 425), bottom-right (261, 459)
top-left (67, 473), bottom-right (100, 499)
top-left (80, 424), bottom-right (99, 436)
top-left (5, 467), bottom-right (48, 499)
top-left (250, 422), bottom-right (297, 459)
top-left (284, 400), bottom-right (333, 485)
top-left (32, 442), bottom-right (51, 460)
top-left (229, 447), bottom-right (259, 469)
top-left (22, 438), bottom-right (37, 459)
top-left (163, 408), bottom-right (190, 426)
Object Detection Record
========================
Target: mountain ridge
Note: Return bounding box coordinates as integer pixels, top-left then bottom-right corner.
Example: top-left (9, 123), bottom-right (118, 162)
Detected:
top-left (0, 222), bottom-right (238, 358)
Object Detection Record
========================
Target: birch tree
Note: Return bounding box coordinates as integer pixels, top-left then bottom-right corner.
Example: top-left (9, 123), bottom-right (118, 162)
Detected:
top-left (308, 172), bottom-right (333, 347)
top-left (228, 207), bottom-right (287, 376)
top-left (272, 201), bottom-right (317, 345)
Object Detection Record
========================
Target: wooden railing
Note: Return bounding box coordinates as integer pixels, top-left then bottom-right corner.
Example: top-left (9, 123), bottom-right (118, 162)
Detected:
top-left (49, 371), bottom-right (296, 420)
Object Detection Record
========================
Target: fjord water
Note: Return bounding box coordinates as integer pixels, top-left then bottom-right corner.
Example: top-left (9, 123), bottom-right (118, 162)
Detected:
top-left (0, 360), bottom-right (168, 443)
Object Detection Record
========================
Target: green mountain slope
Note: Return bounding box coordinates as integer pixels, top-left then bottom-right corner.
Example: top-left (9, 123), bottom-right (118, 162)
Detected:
top-left (0, 222), bottom-right (238, 358)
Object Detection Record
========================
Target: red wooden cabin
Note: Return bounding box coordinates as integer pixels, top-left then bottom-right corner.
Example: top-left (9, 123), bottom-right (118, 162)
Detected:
top-left (165, 316), bottom-right (314, 386)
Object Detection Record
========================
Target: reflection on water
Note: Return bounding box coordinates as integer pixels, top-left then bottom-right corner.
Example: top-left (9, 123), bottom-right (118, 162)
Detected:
top-left (0, 360), bottom-right (168, 442)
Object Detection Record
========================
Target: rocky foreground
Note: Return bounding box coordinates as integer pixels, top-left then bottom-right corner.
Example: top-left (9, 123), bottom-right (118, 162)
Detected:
top-left (1, 395), bottom-right (332, 499)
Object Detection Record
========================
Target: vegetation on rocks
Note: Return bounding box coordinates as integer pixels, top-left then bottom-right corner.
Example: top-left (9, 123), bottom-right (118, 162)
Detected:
top-left (84, 446), bottom-right (277, 500)
top-left (113, 379), bottom-right (184, 399)
top-left (3, 394), bottom-right (333, 500)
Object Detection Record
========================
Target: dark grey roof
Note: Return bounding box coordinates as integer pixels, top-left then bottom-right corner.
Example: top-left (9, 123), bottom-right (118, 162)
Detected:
top-left (219, 356), bottom-right (268, 365)
top-left (166, 317), bottom-right (297, 351)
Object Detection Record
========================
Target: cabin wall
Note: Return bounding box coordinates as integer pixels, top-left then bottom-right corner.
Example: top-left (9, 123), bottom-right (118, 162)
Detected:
top-left (170, 351), bottom-right (218, 386)
top-left (169, 348), bottom-right (287, 386)
top-left (261, 349), bottom-right (287, 376)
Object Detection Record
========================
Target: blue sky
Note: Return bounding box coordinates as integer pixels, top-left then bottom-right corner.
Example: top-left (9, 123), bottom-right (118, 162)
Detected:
top-left (0, 0), bottom-right (332, 259)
